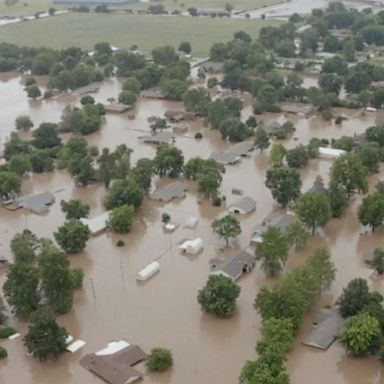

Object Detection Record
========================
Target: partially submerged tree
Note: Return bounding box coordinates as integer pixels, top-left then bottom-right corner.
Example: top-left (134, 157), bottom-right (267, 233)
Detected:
top-left (211, 215), bottom-right (241, 247)
top-left (146, 347), bottom-right (173, 372)
top-left (254, 127), bottom-right (270, 153)
top-left (285, 220), bottom-right (310, 249)
top-left (108, 204), bottom-right (135, 234)
top-left (198, 275), bottom-right (241, 317)
top-left (60, 199), bottom-right (90, 220)
top-left (24, 308), bottom-right (68, 361)
top-left (54, 220), bottom-right (90, 254)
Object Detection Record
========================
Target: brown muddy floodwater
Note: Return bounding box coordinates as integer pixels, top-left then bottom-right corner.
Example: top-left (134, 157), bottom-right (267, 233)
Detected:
top-left (0, 73), bottom-right (383, 384)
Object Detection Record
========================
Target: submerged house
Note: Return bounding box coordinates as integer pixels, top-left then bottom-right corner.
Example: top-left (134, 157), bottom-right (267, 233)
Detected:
top-left (80, 340), bottom-right (147, 384)
top-left (210, 141), bottom-right (254, 165)
top-left (80, 211), bottom-right (111, 236)
top-left (141, 131), bottom-right (174, 145)
top-left (210, 250), bottom-right (256, 281)
top-left (228, 196), bottom-right (256, 215)
top-left (179, 238), bottom-right (204, 255)
top-left (251, 213), bottom-right (295, 244)
top-left (164, 110), bottom-right (198, 122)
top-left (302, 309), bottom-right (345, 350)
top-left (3, 191), bottom-right (55, 214)
top-left (151, 181), bottom-right (187, 202)
top-left (72, 83), bottom-right (100, 96)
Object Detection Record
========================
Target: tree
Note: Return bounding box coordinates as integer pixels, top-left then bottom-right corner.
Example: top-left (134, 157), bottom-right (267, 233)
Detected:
top-left (178, 41), bottom-right (191, 54)
top-left (146, 348), bottom-right (173, 371)
top-left (183, 87), bottom-right (210, 115)
top-left (318, 73), bottom-right (342, 95)
top-left (24, 308), bottom-right (67, 361)
top-left (234, 30), bottom-right (252, 43)
top-left (54, 220), bottom-right (90, 254)
top-left (328, 181), bottom-right (349, 218)
top-left (358, 192), bottom-right (384, 232)
top-left (30, 150), bottom-right (54, 173)
top-left (8, 154), bottom-right (31, 176)
top-left (123, 77), bottom-right (141, 93)
top-left (211, 215), bottom-right (241, 247)
top-left (372, 248), bottom-right (384, 275)
top-left (286, 220), bottom-right (310, 249)
top-left (254, 127), bottom-right (270, 153)
top-left (225, 2), bottom-right (234, 12)
top-left (356, 143), bottom-right (381, 174)
top-left (60, 199), bottom-right (90, 220)
top-left (330, 153), bottom-right (368, 197)
top-left (286, 145), bottom-right (309, 168)
top-left (39, 244), bottom-right (75, 314)
top-left (4, 132), bottom-right (31, 160)
top-left (0, 171), bottom-right (22, 197)
top-left (68, 155), bottom-right (95, 186)
top-left (118, 90), bottom-right (137, 105)
top-left (26, 84), bottom-right (41, 99)
top-left (108, 204), bottom-right (135, 234)
top-left (149, 117), bottom-right (167, 133)
top-left (161, 213), bottom-right (171, 224)
top-left (10, 229), bottom-right (39, 264)
top-left (132, 158), bottom-right (153, 192)
top-left (198, 275), bottom-right (240, 317)
top-left (306, 248), bottom-right (336, 293)
top-left (268, 144), bottom-right (287, 167)
top-left (265, 167), bottom-right (301, 208)
top-left (257, 85), bottom-right (278, 112)
top-left (256, 317), bottom-right (294, 355)
top-left (207, 99), bottom-right (228, 128)
top-left (153, 145), bottom-right (184, 178)
top-left (187, 7), bottom-right (198, 16)
top-left (15, 115), bottom-right (33, 132)
top-left (219, 118), bottom-right (250, 142)
top-left (152, 45), bottom-right (178, 66)
top-left (296, 192), bottom-right (331, 235)
top-left (256, 226), bottom-right (289, 277)
top-left (104, 178), bottom-right (144, 210)
top-left (337, 278), bottom-right (371, 318)
top-left (161, 79), bottom-right (188, 101)
top-left (80, 95), bottom-right (95, 105)
top-left (339, 312), bottom-right (381, 357)
top-left (32, 122), bottom-right (61, 149)
top-left (3, 262), bottom-right (39, 318)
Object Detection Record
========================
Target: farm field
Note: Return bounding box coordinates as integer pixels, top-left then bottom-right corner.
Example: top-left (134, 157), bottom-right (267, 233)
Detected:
top-left (0, 13), bottom-right (280, 57)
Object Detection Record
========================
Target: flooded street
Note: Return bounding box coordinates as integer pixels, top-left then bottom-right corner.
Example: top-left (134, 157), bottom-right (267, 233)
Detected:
top-left (0, 73), bottom-right (383, 383)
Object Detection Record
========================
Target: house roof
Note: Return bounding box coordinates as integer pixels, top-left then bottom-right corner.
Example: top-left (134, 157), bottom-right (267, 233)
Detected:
top-left (199, 61), bottom-right (224, 73)
top-left (151, 181), bottom-right (187, 202)
top-left (80, 211), bottom-right (110, 235)
top-left (281, 103), bottom-right (313, 115)
top-left (73, 83), bottom-right (99, 96)
top-left (80, 343), bottom-right (147, 384)
top-left (305, 182), bottom-right (328, 195)
top-left (18, 191), bottom-right (55, 214)
top-left (252, 213), bottom-right (295, 237)
top-left (140, 89), bottom-right (165, 99)
top-left (210, 250), bottom-right (256, 281)
top-left (263, 121), bottom-right (282, 136)
top-left (210, 151), bottom-right (239, 165)
top-left (228, 196), bottom-right (256, 214)
top-left (229, 141), bottom-right (254, 157)
top-left (104, 103), bottom-right (131, 113)
top-left (141, 131), bottom-right (174, 145)
top-left (302, 309), bottom-right (345, 350)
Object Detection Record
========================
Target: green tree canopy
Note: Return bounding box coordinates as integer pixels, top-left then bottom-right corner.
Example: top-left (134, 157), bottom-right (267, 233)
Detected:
top-left (108, 204), bottom-right (135, 234)
top-left (60, 199), bottom-right (90, 220)
top-left (146, 347), bottom-right (173, 371)
top-left (211, 214), bottom-right (241, 247)
top-left (54, 219), bottom-right (90, 254)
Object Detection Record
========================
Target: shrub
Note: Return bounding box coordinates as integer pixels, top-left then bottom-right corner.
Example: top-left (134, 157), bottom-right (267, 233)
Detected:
top-left (0, 326), bottom-right (17, 339)
top-left (0, 346), bottom-right (7, 359)
top-left (212, 196), bottom-right (222, 206)
top-left (146, 348), bottom-right (173, 371)
top-left (194, 132), bottom-right (203, 139)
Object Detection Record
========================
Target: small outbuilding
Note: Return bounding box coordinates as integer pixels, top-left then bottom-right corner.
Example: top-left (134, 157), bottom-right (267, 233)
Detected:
top-left (151, 181), bottom-right (187, 202)
top-left (136, 261), bottom-right (160, 281)
top-left (141, 131), bottom-right (174, 145)
top-left (179, 238), bottom-right (204, 255)
top-left (228, 196), bottom-right (256, 215)
top-left (210, 250), bottom-right (256, 281)
top-left (302, 308), bottom-right (345, 350)
top-left (104, 103), bottom-right (131, 114)
top-left (318, 147), bottom-right (346, 159)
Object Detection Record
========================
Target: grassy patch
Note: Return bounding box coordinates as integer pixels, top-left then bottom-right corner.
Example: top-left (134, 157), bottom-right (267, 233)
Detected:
top-left (0, 13), bottom-right (280, 57)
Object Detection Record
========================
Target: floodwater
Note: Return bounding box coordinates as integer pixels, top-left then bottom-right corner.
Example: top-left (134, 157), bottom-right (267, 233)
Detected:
top-left (0, 73), bottom-right (383, 384)
top-left (235, 0), bottom-right (384, 20)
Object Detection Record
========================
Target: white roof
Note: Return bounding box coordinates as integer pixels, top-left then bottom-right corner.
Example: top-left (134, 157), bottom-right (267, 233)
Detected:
top-left (8, 333), bottom-right (20, 340)
top-left (80, 211), bottom-right (111, 235)
top-left (96, 340), bottom-right (130, 356)
top-left (66, 340), bottom-right (86, 353)
top-left (137, 261), bottom-right (160, 280)
top-left (318, 147), bottom-right (346, 158)
top-left (179, 238), bottom-right (203, 251)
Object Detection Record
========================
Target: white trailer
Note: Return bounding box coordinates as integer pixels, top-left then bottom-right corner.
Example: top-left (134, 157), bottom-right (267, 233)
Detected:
top-left (178, 238), bottom-right (204, 255)
top-left (318, 147), bottom-right (346, 159)
top-left (136, 261), bottom-right (160, 281)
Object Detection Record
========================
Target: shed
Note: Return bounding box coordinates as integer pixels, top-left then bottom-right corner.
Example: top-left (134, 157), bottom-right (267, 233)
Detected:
top-left (210, 250), bottom-right (256, 281)
top-left (179, 238), bottom-right (204, 255)
top-left (80, 341), bottom-right (146, 384)
top-left (17, 191), bottom-right (55, 214)
top-left (318, 147), bottom-right (346, 159)
top-left (251, 213), bottom-right (295, 244)
top-left (302, 309), bottom-right (345, 350)
top-left (228, 196), bottom-right (256, 215)
top-left (141, 131), bottom-right (174, 145)
top-left (80, 211), bottom-right (111, 236)
top-left (164, 110), bottom-right (197, 122)
top-left (136, 261), bottom-right (160, 281)
top-left (151, 181), bottom-right (187, 202)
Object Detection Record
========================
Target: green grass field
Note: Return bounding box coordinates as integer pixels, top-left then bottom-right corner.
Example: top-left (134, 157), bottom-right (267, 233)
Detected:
top-left (0, 13), bottom-right (280, 57)
top-left (0, 0), bottom-right (281, 16)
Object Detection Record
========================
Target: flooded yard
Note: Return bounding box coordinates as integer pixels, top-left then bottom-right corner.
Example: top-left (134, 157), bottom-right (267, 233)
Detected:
top-left (0, 73), bottom-right (383, 383)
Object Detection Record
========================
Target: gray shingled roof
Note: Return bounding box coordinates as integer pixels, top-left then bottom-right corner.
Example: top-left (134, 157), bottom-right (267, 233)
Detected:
top-left (141, 131), bottom-right (174, 145)
top-left (228, 196), bottom-right (256, 214)
top-left (210, 250), bottom-right (256, 281)
top-left (73, 83), bottom-right (99, 96)
top-left (252, 214), bottom-right (295, 238)
top-left (19, 192), bottom-right (55, 214)
top-left (230, 141), bottom-right (255, 157)
top-left (151, 181), bottom-right (187, 202)
top-left (210, 141), bottom-right (254, 165)
top-left (210, 151), bottom-right (239, 165)
top-left (302, 309), bottom-right (345, 350)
